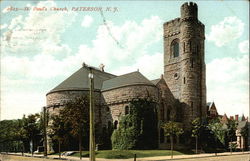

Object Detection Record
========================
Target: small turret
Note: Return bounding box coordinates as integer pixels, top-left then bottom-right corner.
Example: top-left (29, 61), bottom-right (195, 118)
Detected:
top-left (181, 2), bottom-right (198, 20)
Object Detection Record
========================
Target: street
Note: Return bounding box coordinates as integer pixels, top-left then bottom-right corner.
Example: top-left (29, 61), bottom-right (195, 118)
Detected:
top-left (0, 153), bottom-right (249, 161)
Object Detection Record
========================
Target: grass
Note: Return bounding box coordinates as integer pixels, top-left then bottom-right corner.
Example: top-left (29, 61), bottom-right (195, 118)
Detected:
top-left (71, 150), bottom-right (194, 159)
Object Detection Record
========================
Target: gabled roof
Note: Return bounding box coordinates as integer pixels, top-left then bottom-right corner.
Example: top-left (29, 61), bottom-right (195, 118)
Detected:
top-left (237, 121), bottom-right (247, 130)
top-left (151, 78), bottom-right (161, 85)
top-left (47, 65), bottom-right (116, 94)
top-left (102, 71), bottom-right (155, 91)
top-left (207, 102), bottom-right (217, 111)
top-left (207, 102), bottom-right (212, 107)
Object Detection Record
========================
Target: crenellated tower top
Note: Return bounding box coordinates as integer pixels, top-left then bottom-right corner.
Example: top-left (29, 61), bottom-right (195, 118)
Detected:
top-left (181, 2), bottom-right (198, 20)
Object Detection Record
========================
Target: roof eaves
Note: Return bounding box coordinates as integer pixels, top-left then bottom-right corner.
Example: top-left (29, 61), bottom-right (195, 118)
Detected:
top-left (101, 83), bottom-right (156, 92)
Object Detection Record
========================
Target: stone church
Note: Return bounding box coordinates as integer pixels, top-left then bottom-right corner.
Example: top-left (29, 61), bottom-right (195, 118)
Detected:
top-left (46, 2), bottom-right (206, 149)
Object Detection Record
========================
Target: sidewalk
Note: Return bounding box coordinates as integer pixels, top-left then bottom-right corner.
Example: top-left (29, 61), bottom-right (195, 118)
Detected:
top-left (5, 151), bottom-right (250, 161)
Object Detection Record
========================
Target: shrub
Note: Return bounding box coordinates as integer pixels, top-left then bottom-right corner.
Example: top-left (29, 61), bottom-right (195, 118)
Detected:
top-left (111, 98), bottom-right (158, 150)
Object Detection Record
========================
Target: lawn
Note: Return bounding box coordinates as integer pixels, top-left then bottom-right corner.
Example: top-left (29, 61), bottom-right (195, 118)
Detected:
top-left (71, 150), bottom-right (193, 159)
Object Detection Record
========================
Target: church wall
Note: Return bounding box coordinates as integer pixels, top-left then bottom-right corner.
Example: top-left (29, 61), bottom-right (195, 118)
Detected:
top-left (101, 85), bottom-right (159, 128)
top-left (46, 90), bottom-right (102, 122)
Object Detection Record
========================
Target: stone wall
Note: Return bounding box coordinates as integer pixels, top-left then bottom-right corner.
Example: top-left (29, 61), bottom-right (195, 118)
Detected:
top-left (46, 90), bottom-right (102, 119)
top-left (101, 84), bottom-right (159, 128)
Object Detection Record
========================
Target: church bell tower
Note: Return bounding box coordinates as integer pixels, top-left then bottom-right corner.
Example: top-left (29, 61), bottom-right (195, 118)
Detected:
top-left (163, 2), bottom-right (207, 127)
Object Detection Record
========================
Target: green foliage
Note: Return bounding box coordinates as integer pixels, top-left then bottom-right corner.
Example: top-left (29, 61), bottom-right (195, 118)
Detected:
top-left (111, 99), bottom-right (158, 150)
top-left (208, 119), bottom-right (227, 145)
top-left (0, 114), bottom-right (42, 152)
top-left (162, 121), bottom-right (184, 137)
top-left (240, 125), bottom-right (248, 138)
top-left (227, 120), bottom-right (237, 139)
top-left (191, 118), bottom-right (202, 137)
top-left (226, 119), bottom-right (237, 150)
top-left (228, 142), bottom-right (237, 151)
top-left (49, 96), bottom-right (89, 151)
top-left (60, 96), bottom-right (89, 137)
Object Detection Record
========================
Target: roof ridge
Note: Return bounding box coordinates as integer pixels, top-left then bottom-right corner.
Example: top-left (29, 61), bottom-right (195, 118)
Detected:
top-left (101, 71), bottom-right (155, 91)
top-left (82, 65), bottom-right (116, 77)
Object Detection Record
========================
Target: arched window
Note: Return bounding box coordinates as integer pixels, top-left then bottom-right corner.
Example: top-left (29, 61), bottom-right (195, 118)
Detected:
top-left (114, 120), bottom-right (118, 129)
top-left (167, 109), bottom-right (171, 121)
top-left (191, 59), bottom-right (194, 68)
top-left (172, 39), bottom-right (179, 57)
top-left (125, 106), bottom-right (129, 115)
top-left (183, 42), bottom-right (185, 52)
top-left (124, 121), bottom-right (127, 129)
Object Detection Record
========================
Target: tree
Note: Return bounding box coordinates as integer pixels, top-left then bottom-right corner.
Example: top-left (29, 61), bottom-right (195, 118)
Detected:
top-left (226, 120), bottom-right (237, 154)
top-left (49, 96), bottom-right (89, 159)
top-left (22, 114), bottom-right (42, 155)
top-left (191, 118), bottom-right (202, 154)
top-left (111, 99), bottom-right (158, 150)
top-left (240, 125), bottom-right (248, 152)
top-left (0, 119), bottom-right (24, 152)
top-left (208, 119), bottom-right (227, 155)
top-left (49, 115), bottom-right (68, 158)
top-left (162, 121), bottom-right (183, 159)
top-left (62, 96), bottom-right (89, 159)
top-left (0, 114), bottom-right (42, 154)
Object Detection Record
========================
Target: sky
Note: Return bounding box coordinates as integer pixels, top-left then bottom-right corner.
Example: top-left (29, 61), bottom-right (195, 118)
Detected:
top-left (0, 0), bottom-right (249, 120)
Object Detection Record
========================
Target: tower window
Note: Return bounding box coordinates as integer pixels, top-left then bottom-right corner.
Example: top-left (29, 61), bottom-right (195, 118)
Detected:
top-left (125, 106), bottom-right (129, 115)
top-left (183, 77), bottom-right (186, 84)
top-left (183, 42), bottom-right (185, 52)
top-left (114, 120), bottom-right (118, 129)
top-left (171, 39), bottom-right (179, 57)
top-left (189, 41), bottom-right (192, 52)
top-left (191, 102), bottom-right (193, 117)
top-left (191, 59), bottom-right (194, 68)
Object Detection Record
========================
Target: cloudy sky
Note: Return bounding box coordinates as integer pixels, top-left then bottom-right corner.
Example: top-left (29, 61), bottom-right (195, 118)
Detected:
top-left (0, 0), bottom-right (249, 120)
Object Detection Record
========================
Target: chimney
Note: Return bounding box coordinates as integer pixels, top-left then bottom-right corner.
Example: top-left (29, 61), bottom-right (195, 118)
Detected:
top-left (230, 116), bottom-right (234, 120)
top-left (235, 115), bottom-right (239, 121)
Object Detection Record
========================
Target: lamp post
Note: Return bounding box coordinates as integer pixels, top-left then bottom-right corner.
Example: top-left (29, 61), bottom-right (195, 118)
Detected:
top-left (88, 68), bottom-right (96, 161)
top-left (43, 106), bottom-right (48, 157)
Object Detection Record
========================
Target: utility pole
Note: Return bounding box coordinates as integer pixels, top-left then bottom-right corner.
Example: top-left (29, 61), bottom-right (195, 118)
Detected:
top-left (88, 68), bottom-right (95, 161)
top-left (43, 106), bottom-right (48, 157)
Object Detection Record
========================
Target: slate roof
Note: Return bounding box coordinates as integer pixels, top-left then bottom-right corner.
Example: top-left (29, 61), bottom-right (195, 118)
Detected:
top-left (207, 102), bottom-right (216, 110)
top-left (47, 65), bottom-right (156, 94)
top-left (102, 71), bottom-right (155, 91)
top-left (151, 78), bottom-right (161, 85)
top-left (207, 102), bottom-right (212, 108)
top-left (47, 65), bottom-right (116, 94)
top-left (237, 120), bottom-right (247, 130)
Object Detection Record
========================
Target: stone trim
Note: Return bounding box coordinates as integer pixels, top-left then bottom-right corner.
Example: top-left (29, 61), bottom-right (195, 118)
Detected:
top-left (46, 88), bottom-right (101, 96)
top-left (101, 83), bottom-right (156, 92)
top-left (105, 98), bottom-right (158, 106)
top-left (164, 31), bottom-right (181, 38)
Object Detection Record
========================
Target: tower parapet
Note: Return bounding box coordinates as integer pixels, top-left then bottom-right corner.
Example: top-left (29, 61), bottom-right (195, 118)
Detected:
top-left (181, 2), bottom-right (198, 20)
